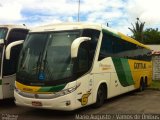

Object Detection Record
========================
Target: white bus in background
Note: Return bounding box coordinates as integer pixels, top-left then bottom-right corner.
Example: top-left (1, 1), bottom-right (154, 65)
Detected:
top-left (0, 25), bottom-right (29, 99)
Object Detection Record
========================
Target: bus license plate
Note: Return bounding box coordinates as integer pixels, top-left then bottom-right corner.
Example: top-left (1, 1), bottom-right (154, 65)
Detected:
top-left (32, 101), bottom-right (42, 106)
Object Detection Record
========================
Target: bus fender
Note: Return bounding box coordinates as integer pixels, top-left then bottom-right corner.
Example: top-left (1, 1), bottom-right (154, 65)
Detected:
top-left (93, 81), bottom-right (108, 103)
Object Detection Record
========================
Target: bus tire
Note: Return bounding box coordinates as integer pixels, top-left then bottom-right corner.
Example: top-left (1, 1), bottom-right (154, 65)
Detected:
top-left (139, 79), bottom-right (145, 92)
top-left (145, 77), bottom-right (148, 87)
top-left (94, 85), bottom-right (105, 108)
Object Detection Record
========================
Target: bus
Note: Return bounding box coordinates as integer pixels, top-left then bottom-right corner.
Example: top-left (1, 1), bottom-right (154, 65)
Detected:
top-left (12, 23), bottom-right (152, 110)
top-left (0, 25), bottom-right (29, 99)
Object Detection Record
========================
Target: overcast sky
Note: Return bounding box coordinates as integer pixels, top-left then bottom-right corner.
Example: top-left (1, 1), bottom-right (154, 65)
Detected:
top-left (0, 0), bottom-right (160, 35)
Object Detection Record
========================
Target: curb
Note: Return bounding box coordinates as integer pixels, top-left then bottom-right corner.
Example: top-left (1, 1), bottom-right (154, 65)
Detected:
top-left (147, 87), bottom-right (160, 91)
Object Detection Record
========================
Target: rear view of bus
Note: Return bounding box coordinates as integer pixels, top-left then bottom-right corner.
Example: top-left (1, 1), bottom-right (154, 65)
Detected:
top-left (0, 25), bottom-right (29, 99)
top-left (14, 23), bottom-right (152, 111)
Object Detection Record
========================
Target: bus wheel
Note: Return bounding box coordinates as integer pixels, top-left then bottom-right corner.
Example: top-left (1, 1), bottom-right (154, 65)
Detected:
top-left (94, 85), bottom-right (105, 108)
top-left (139, 79), bottom-right (145, 92)
top-left (145, 77), bottom-right (148, 88)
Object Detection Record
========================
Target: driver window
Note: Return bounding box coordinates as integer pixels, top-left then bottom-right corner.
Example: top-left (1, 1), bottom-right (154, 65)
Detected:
top-left (3, 29), bottom-right (29, 76)
top-left (75, 41), bottom-right (89, 75)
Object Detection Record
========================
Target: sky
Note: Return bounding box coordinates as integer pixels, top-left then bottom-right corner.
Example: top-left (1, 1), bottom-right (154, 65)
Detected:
top-left (0, 0), bottom-right (160, 35)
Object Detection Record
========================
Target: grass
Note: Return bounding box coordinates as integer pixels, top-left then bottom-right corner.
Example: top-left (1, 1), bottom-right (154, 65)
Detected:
top-left (149, 80), bottom-right (160, 89)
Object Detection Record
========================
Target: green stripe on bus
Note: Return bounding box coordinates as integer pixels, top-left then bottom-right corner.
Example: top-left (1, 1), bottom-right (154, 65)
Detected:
top-left (0, 79), bottom-right (2, 85)
top-left (38, 84), bottom-right (66, 92)
top-left (112, 58), bottom-right (128, 86)
top-left (112, 58), bottom-right (134, 87)
top-left (121, 59), bottom-right (134, 85)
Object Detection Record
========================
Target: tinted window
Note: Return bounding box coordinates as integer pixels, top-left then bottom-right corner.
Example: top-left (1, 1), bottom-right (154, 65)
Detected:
top-left (82, 29), bottom-right (100, 68)
top-left (7, 29), bottom-right (28, 44)
top-left (0, 28), bottom-right (8, 39)
top-left (74, 29), bottom-right (100, 77)
top-left (3, 29), bottom-right (29, 76)
top-left (98, 31), bottom-right (151, 61)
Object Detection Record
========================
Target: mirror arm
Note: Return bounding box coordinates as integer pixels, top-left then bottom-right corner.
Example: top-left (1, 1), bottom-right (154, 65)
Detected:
top-left (71, 37), bottom-right (91, 58)
top-left (6, 40), bottom-right (24, 60)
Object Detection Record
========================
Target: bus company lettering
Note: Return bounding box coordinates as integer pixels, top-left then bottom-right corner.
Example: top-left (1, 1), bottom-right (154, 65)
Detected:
top-left (134, 63), bottom-right (146, 69)
top-left (99, 63), bottom-right (111, 70)
top-left (23, 87), bottom-right (33, 92)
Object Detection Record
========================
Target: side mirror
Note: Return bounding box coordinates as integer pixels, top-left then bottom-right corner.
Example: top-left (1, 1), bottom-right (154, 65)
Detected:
top-left (71, 37), bottom-right (91, 58)
top-left (0, 39), bottom-right (4, 44)
top-left (6, 40), bottom-right (24, 60)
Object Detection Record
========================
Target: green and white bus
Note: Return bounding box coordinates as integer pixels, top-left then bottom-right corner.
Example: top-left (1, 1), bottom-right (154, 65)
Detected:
top-left (0, 25), bottom-right (29, 99)
top-left (13, 23), bottom-right (152, 110)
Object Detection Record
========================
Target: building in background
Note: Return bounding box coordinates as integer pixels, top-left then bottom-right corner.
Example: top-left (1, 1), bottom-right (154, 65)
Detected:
top-left (147, 45), bottom-right (160, 80)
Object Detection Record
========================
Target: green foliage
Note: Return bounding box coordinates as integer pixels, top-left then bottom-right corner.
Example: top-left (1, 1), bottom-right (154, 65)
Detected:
top-left (149, 80), bottom-right (160, 89)
top-left (129, 18), bottom-right (160, 44)
top-left (143, 28), bottom-right (160, 44)
top-left (128, 20), bottom-right (145, 43)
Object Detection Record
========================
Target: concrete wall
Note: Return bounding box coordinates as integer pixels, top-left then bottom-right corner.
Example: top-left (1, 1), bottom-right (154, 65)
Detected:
top-left (152, 55), bottom-right (160, 80)
top-left (147, 45), bottom-right (160, 51)
top-left (147, 45), bottom-right (160, 80)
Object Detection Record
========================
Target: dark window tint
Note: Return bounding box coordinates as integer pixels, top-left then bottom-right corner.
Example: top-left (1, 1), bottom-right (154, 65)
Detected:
top-left (75, 42), bottom-right (89, 74)
top-left (73, 29), bottom-right (100, 78)
top-left (3, 29), bottom-right (29, 76)
top-left (0, 28), bottom-right (8, 39)
top-left (82, 29), bottom-right (100, 68)
top-left (98, 31), bottom-right (151, 61)
top-left (7, 29), bottom-right (29, 45)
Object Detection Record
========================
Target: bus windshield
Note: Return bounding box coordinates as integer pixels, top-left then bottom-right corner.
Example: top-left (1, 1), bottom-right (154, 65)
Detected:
top-left (0, 28), bottom-right (8, 39)
top-left (17, 30), bottom-right (80, 86)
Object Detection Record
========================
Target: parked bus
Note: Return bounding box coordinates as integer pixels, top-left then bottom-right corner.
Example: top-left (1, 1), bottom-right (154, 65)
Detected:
top-left (12, 23), bottom-right (152, 110)
top-left (0, 25), bottom-right (29, 99)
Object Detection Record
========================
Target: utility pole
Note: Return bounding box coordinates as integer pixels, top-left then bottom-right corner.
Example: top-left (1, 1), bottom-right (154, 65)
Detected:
top-left (107, 23), bottom-right (109, 27)
top-left (78, 0), bottom-right (80, 22)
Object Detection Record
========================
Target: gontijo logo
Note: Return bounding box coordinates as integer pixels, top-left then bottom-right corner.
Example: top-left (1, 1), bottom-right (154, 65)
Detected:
top-left (23, 87), bottom-right (33, 92)
top-left (78, 90), bottom-right (91, 106)
top-left (134, 63), bottom-right (146, 69)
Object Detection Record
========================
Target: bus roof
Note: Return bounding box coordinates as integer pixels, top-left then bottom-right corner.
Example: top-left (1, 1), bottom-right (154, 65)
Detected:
top-left (0, 24), bottom-right (28, 29)
top-left (30, 22), bottom-right (150, 50)
top-left (30, 22), bottom-right (102, 32)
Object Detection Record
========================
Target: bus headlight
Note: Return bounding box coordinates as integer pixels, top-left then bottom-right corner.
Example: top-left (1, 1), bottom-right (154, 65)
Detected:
top-left (54, 82), bottom-right (81, 98)
top-left (14, 83), bottom-right (81, 99)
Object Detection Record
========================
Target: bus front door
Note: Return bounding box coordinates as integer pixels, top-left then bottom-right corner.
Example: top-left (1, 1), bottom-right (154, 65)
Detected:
top-left (0, 79), bottom-right (3, 99)
top-left (2, 75), bottom-right (15, 99)
top-left (1, 44), bottom-right (15, 99)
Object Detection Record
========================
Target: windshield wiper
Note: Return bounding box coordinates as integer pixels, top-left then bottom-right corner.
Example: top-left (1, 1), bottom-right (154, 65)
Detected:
top-left (36, 52), bottom-right (42, 75)
top-left (43, 51), bottom-right (47, 72)
top-left (42, 50), bottom-right (54, 80)
top-left (21, 48), bottom-right (30, 70)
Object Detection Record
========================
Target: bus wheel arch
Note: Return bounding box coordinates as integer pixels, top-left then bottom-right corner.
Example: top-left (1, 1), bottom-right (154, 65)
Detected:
top-left (93, 82), bottom-right (107, 108)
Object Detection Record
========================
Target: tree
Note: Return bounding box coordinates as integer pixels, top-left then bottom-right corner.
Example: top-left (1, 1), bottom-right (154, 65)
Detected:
top-left (128, 18), bottom-right (145, 43)
top-left (143, 28), bottom-right (160, 44)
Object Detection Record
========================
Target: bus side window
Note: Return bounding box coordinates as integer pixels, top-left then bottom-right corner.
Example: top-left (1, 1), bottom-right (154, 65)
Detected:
top-left (3, 29), bottom-right (29, 76)
top-left (82, 29), bottom-right (100, 68)
top-left (98, 33), bottom-right (113, 61)
top-left (7, 29), bottom-right (28, 45)
top-left (74, 41), bottom-right (89, 77)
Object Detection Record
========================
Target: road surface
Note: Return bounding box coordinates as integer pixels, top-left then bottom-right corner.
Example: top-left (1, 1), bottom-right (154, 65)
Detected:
top-left (0, 90), bottom-right (160, 120)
